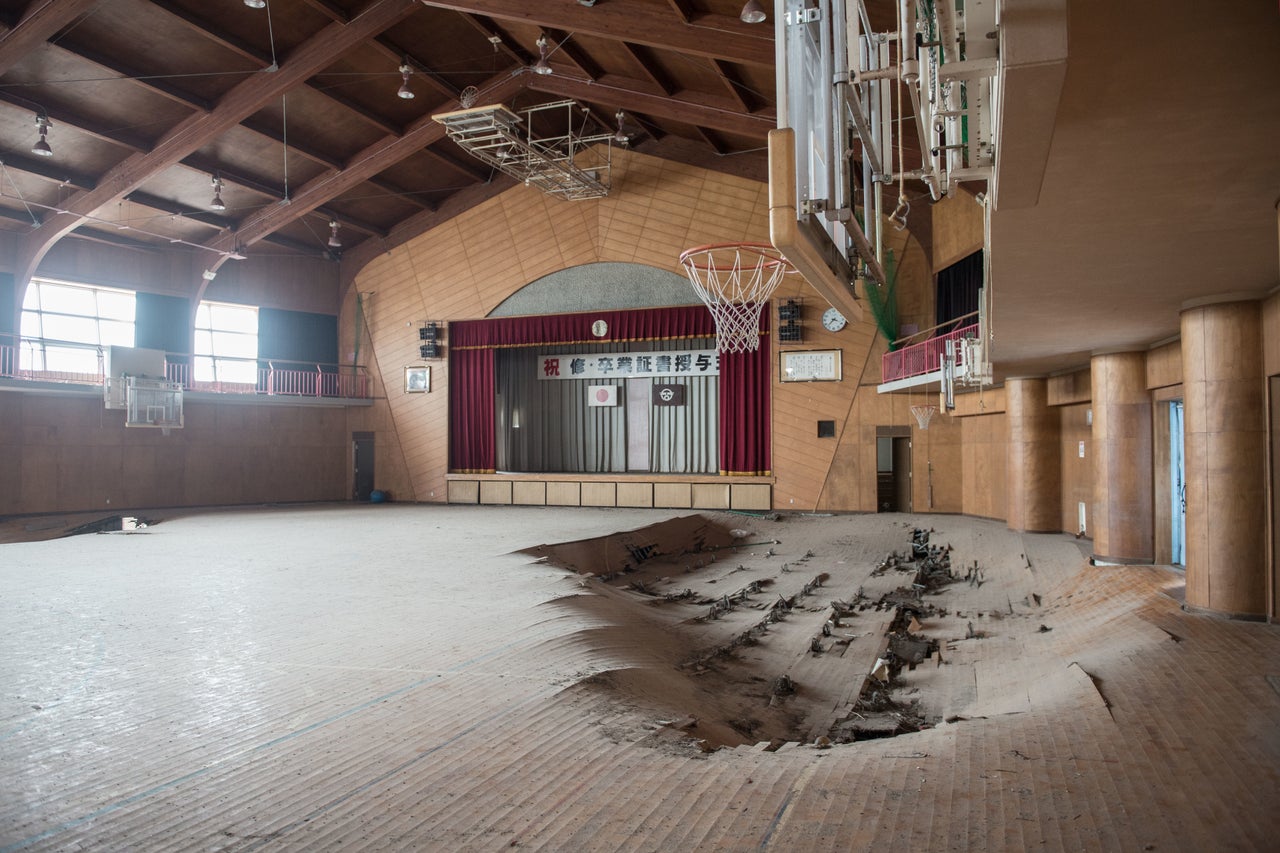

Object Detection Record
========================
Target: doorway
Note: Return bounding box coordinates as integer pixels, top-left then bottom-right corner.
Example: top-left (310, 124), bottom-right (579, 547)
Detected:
top-left (353, 431), bottom-right (375, 501)
top-left (876, 427), bottom-right (912, 512)
top-left (1169, 400), bottom-right (1185, 566)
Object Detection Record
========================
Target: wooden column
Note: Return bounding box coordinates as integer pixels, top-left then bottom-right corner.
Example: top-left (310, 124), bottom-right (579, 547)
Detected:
top-left (1090, 352), bottom-right (1153, 562)
top-left (1181, 299), bottom-right (1267, 617)
top-left (1006, 377), bottom-right (1061, 532)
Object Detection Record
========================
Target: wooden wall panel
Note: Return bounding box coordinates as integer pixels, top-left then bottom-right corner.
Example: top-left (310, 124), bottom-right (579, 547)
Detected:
top-left (340, 287), bottom-right (417, 502)
top-left (952, 387), bottom-right (1006, 417)
top-left (1059, 403), bottom-right (1093, 536)
top-left (961, 412), bottom-right (1007, 519)
top-left (351, 148), bottom-right (942, 511)
top-left (1048, 369), bottom-right (1091, 406)
top-left (1147, 340), bottom-right (1183, 390)
top-left (0, 393), bottom-right (348, 516)
top-left (1264, 291), bottom-right (1280, 377)
top-left (931, 193), bottom-right (985, 272)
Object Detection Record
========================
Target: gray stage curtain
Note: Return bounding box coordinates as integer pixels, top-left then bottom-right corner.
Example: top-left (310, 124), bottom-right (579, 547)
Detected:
top-left (649, 375), bottom-right (717, 473)
top-left (497, 348), bottom-right (625, 473)
top-left (495, 339), bottom-right (716, 474)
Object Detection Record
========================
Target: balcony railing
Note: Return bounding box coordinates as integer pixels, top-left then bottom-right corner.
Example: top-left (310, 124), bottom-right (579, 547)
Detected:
top-left (0, 338), bottom-right (370, 400)
top-left (881, 322), bottom-right (980, 385)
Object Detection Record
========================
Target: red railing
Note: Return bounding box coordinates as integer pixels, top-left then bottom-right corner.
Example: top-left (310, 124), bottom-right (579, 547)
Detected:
top-left (881, 322), bottom-right (979, 384)
top-left (2, 340), bottom-right (370, 400)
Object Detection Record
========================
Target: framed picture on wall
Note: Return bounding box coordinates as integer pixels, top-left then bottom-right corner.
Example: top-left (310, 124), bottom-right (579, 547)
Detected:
top-left (404, 365), bottom-right (431, 393)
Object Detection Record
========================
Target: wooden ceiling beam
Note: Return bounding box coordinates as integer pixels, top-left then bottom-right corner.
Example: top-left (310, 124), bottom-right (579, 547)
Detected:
top-left (202, 70), bottom-right (523, 267)
top-left (526, 73), bottom-right (774, 139)
top-left (418, 0), bottom-right (773, 66)
top-left (365, 176), bottom-right (435, 209)
top-left (0, 0), bottom-right (101, 76)
top-left (17, 0), bottom-right (420, 288)
top-left (148, 0), bottom-right (422, 143)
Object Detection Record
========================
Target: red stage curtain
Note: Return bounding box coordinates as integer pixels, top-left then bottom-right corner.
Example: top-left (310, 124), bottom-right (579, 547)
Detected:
top-left (450, 305), bottom-right (714, 349)
top-left (718, 312), bottom-right (771, 476)
top-left (448, 347), bottom-right (495, 473)
top-left (449, 305), bottom-right (769, 476)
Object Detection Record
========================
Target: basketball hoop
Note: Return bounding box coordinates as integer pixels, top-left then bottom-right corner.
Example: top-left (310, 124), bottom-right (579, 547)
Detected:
top-left (679, 242), bottom-right (795, 353)
top-left (910, 405), bottom-right (936, 431)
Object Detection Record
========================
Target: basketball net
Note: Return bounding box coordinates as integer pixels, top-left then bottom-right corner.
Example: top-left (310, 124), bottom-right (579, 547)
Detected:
top-left (910, 404), bottom-right (936, 431)
top-left (679, 242), bottom-right (795, 353)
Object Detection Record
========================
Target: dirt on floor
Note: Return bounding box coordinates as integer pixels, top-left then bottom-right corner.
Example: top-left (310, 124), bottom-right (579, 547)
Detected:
top-left (521, 511), bottom-right (1078, 753)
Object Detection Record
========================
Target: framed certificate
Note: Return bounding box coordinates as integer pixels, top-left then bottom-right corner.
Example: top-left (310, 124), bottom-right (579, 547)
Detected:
top-left (780, 349), bottom-right (842, 382)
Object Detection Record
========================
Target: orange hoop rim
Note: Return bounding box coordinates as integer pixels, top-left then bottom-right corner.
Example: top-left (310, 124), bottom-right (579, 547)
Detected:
top-left (678, 241), bottom-right (794, 271)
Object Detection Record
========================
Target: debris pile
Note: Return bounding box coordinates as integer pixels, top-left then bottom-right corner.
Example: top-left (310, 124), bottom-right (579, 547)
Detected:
top-left (827, 528), bottom-right (970, 743)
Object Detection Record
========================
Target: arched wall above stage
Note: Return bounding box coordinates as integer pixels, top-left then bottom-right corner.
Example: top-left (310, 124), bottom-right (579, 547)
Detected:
top-left (489, 262), bottom-right (699, 317)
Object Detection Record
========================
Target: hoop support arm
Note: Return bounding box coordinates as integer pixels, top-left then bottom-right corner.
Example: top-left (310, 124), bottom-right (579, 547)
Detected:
top-left (768, 129), bottom-right (867, 325)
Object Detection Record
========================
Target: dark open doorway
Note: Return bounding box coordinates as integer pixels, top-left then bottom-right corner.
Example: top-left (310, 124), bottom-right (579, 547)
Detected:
top-left (876, 427), bottom-right (912, 512)
top-left (353, 432), bottom-right (375, 501)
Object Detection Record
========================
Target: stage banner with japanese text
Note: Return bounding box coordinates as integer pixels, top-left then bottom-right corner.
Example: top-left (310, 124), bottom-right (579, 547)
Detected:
top-left (537, 350), bottom-right (720, 381)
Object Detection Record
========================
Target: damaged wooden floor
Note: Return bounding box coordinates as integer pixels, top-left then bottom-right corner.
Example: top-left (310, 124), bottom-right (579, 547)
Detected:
top-left (1, 505), bottom-right (1277, 851)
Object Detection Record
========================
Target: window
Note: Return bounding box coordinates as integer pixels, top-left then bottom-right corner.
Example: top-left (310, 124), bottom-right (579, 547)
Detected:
top-left (195, 301), bottom-right (258, 385)
top-left (20, 278), bottom-right (136, 374)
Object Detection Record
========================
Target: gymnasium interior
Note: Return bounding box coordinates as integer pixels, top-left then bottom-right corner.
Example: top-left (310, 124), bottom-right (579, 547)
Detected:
top-left (2, 1), bottom-right (1278, 850)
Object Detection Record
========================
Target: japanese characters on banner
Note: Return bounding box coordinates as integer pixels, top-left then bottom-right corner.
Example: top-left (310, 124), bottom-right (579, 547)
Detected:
top-left (538, 349), bottom-right (720, 381)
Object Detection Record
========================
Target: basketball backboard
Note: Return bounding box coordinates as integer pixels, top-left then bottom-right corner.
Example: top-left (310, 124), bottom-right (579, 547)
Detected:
top-left (772, 0), bottom-right (997, 380)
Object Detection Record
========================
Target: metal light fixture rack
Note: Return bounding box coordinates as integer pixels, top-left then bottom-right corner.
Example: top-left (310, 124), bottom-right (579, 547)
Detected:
top-left (432, 100), bottom-right (616, 201)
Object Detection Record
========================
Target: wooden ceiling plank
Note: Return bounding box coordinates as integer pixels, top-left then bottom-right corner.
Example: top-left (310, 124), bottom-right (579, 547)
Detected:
top-left (0, 91), bottom-right (150, 152)
top-left (0, 153), bottom-right (97, 192)
top-left (373, 36), bottom-right (459, 101)
top-left (17, 0), bottom-right (421, 287)
top-left (664, 0), bottom-right (693, 25)
top-left (620, 41), bottom-right (674, 96)
top-left (694, 125), bottom-right (727, 155)
top-left (52, 41), bottom-right (211, 111)
top-left (305, 82), bottom-right (402, 135)
top-left (147, 0), bottom-right (275, 67)
top-left (203, 70), bottom-right (523, 264)
top-left (0, 0), bottom-right (102, 76)
top-left (125, 190), bottom-right (230, 230)
top-left (418, 0), bottom-right (773, 66)
top-left (457, 13), bottom-right (532, 66)
top-left (544, 29), bottom-right (603, 81)
top-left (526, 73), bottom-right (774, 139)
top-left (366, 176), bottom-right (433, 209)
top-left (420, 146), bottom-right (491, 182)
top-left (711, 58), bottom-right (755, 112)
top-left (299, 0), bottom-right (351, 23)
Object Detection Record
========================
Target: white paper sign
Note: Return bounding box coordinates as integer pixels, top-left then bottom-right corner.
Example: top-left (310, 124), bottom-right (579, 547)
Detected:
top-left (538, 349), bottom-right (719, 380)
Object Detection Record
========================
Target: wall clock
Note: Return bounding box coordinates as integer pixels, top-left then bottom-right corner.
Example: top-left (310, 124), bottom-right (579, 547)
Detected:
top-left (821, 307), bottom-right (847, 332)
